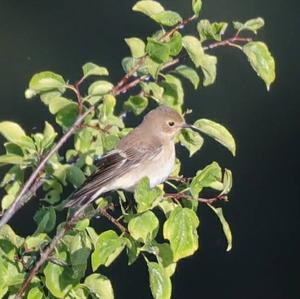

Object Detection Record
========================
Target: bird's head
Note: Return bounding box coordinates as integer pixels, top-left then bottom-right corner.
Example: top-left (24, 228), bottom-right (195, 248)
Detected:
top-left (142, 105), bottom-right (188, 140)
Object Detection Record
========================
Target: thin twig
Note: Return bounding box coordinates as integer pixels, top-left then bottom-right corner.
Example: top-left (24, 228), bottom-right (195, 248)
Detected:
top-left (98, 207), bottom-right (128, 233)
top-left (0, 107), bottom-right (93, 229)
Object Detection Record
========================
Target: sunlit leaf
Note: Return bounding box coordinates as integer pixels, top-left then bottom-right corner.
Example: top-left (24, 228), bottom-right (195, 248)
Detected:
top-left (190, 162), bottom-right (222, 198)
top-left (82, 62), bottom-right (109, 78)
top-left (163, 207), bottom-right (199, 261)
top-left (182, 35), bottom-right (204, 68)
top-left (0, 155), bottom-right (24, 166)
top-left (125, 37), bottom-right (146, 58)
top-left (134, 177), bottom-right (162, 213)
top-left (132, 1), bottom-right (165, 17)
top-left (197, 20), bottom-right (228, 41)
top-left (27, 71), bottom-right (65, 96)
top-left (221, 169), bottom-right (233, 195)
top-left (0, 121), bottom-right (26, 142)
top-left (27, 286), bottom-right (44, 299)
top-left (147, 261), bottom-right (172, 299)
top-left (84, 273), bottom-right (114, 299)
top-left (128, 211), bottom-right (159, 243)
top-left (166, 32), bottom-right (182, 57)
top-left (233, 17), bottom-right (265, 34)
top-left (151, 11), bottom-right (182, 26)
top-left (193, 118), bottom-right (236, 155)
top-left (192, 0), bottom-right (202, 16)
top-left (91, 230), bottom-right (125, 271)
top-left (243, 41), bottom-right (275, 90)
top-left (88, 80), bottom-right (114, 96)
top-left (208, 204), bottom-right (233, 251)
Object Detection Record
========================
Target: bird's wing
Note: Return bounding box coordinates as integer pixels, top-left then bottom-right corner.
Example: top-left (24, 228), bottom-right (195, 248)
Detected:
top-left (65, 142), bottom-right (162, 207)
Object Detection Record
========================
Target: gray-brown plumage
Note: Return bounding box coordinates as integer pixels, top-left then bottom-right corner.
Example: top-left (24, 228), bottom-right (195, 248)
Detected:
top-left (65, 105), bottom-right (186, 208)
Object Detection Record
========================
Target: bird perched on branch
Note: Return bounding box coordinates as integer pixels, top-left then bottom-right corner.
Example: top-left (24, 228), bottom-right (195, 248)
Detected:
top-left (65, 105), bottom-right (192, 208)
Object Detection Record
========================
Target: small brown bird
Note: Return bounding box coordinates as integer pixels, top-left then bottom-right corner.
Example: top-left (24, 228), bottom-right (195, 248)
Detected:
top-left (66, 105), bottom-right (190, 208)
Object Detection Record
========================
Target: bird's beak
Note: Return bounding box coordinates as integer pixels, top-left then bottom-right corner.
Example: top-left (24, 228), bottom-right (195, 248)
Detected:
top-left (182, 123), bottom-right (201, 133)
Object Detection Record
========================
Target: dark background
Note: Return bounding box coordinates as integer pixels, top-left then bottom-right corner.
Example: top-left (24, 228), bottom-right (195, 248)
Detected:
top-left (0, 0), bottom-right (299, 298)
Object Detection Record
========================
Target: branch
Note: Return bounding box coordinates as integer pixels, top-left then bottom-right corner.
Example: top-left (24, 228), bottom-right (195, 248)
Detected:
top-left (15, 205), bottom-right (127, 298)
top-left (165, 192), bottom-right (227, 205)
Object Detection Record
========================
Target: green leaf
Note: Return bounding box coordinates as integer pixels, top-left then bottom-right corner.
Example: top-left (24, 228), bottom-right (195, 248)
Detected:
top-left (125, 236), bottom-right (139, 265)
top-left (128, 211), bottom-right (159, 243)
top-left (34, 207), bottom-right (56, 233)
top-left (208, 205), bottom-right (233, 251)
top-left (84, 274), bottom-right (114, 299)
top-left (28, 71), bottom-right (65, 94)
top-left (125, 37), bottom-right (146, 58)
top-left (25, 233), bottom-right (49, 251)
top-left (193, 119), bottom-right (236, 155)
top-left (182, 35), bottom-right (204, 68)
top-left (88, 80), bottom-right (113, 96)
top-left (124, 95), bottom-right (148, 115)
top-left (132, 1), bottom-right (165, 17)
top-left (42, 121), bottom-right (57, 149)
top-left (49, 97), bottom-right (75, 114)
top-left (0, 121), bottom-right (26, 142)
top-left (122, 57), bottom-right (148, 76)
top-left (173, 65), bottom-right (200, 89)
top-left (167, 32), bottom-right (182, 57)
top-left (190, 162), bottom-right (222, 198)
top-left (27, 286), bottom-right (44, 299)
top-left (67, 165), bottom-right (86, 188)
top-left (233, 17), bottom-right (265, 34)
top-left (56, 103), bottom-right (79, 128)
top-left (147, 261), bottom-right (172, 299)
top-left (151, 11), bottom-right (182, 27)
top-left (197, 20), bottom-right (228, 41)
top-left (155, 243), bottom-right (176, 277)
top-left (44, 250), bottom-right (76, 298)
top-left (243, 41), bottom-right (275, 90)
top-left (160, 74), bottom-right (184, 110)
top-left (179, 128), bottom-right (204, 157)
top-left (192, 0), bottom-right (202, 16)
top-left (145, 56), bottom-right (161, 79)
top-left (91, 230), bottom-right (125, 271)
top-left (182, 36), bottom-right (217, 85)
top-left (134, 177), bottom-right (162, 213)
top-left (163, 207), bottom-right (199, 261)
top-left (146, 38), bottom-right (170, 63)
top-left (221, 168), bottom-right (233, 195)
top-left (82, 62), bottom-right (109, 78)
top-left (0, 154), bottom-right (24, 166)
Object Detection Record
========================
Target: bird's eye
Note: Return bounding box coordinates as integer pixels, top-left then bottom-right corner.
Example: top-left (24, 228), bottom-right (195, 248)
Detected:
top-left (168, 121), bottom-right (175, 127)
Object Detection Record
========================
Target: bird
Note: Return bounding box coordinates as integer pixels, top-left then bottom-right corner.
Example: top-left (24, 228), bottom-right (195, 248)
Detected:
top-left (65, 105), bottom-right (190, 208)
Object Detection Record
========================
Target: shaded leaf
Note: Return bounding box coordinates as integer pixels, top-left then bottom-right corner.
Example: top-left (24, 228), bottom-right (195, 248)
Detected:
top-left (146, 38), bottom-right (170, 63)
top-left (163, 207), bottom-right (199, 261)
top-left (56, 104), bottom-right (79, 128)
top-left (193, 119), bottom-right (236, 155)
top-left (67, 165), bottom-right (86, 188)
top-left (173, 65), bottom-right (200, 89)
top-left (179, 128), bottom-right (204, 157)
top-left (34, 207), bottom-right (56, 233)
top-left (167, 32), bottom-right (182, 57)
top-left (243, 41), bottom-right (275, 90)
